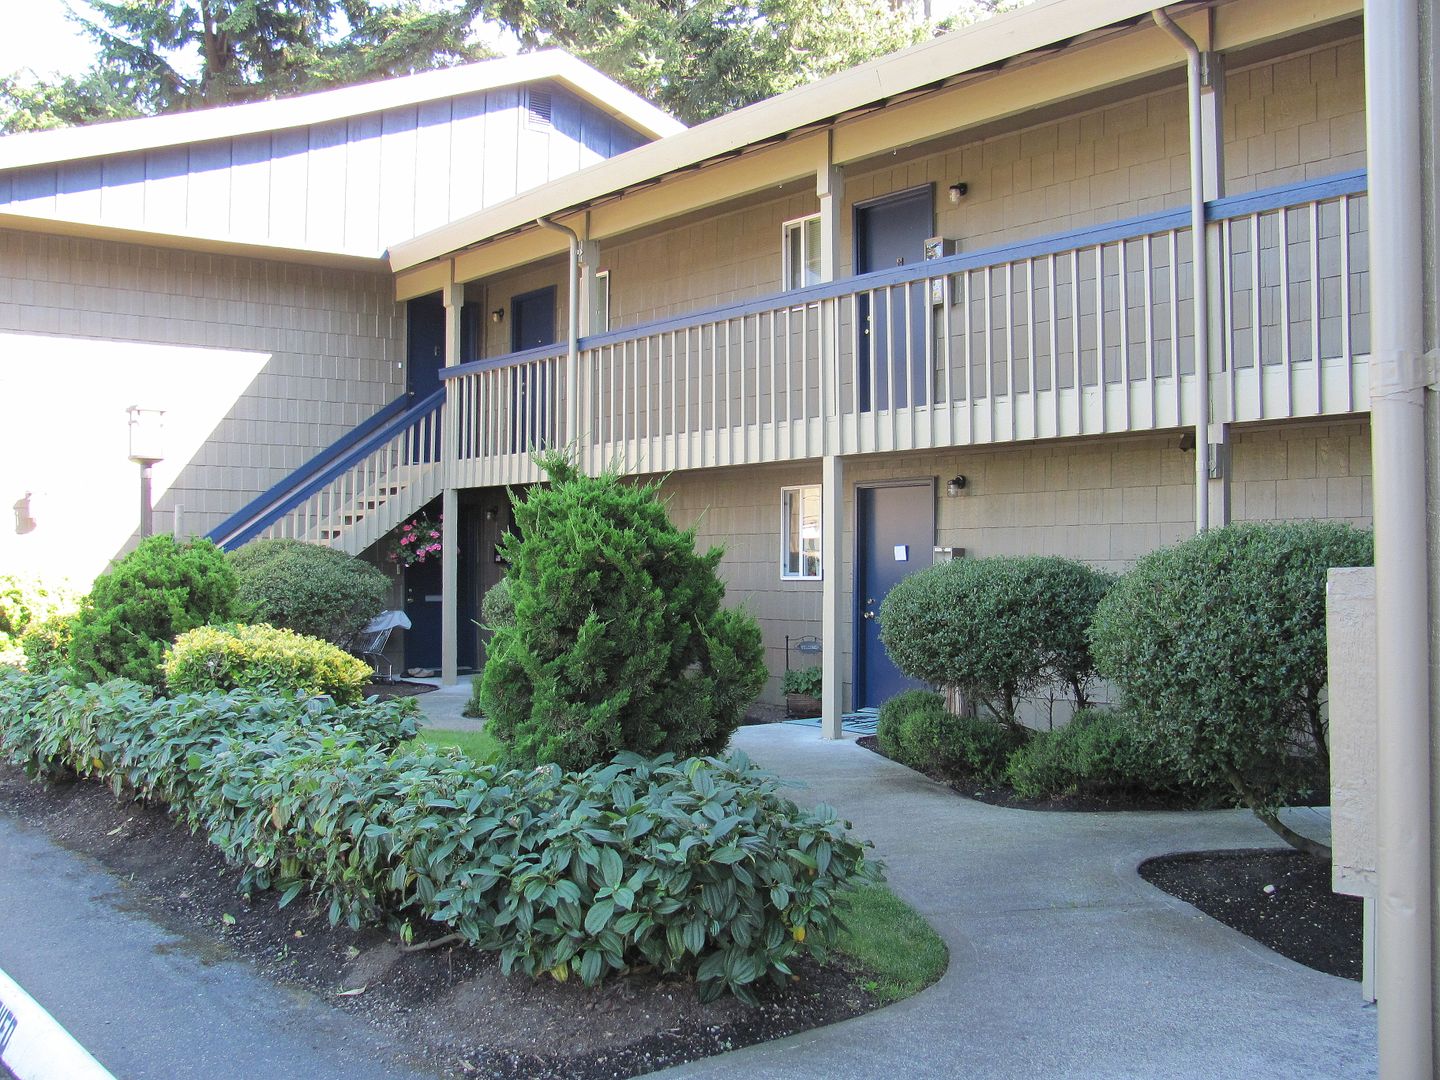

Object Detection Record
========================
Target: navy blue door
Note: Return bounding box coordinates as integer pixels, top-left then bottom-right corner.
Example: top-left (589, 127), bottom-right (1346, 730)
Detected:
top-left (511, 286), bottom-right (556, 450)
top-left (856, 481), bottom-right (935, 708)
top-left (404, 555), bottom-right (443, 673)
top-left (407, 294), bottom-right (446, 396)
top-left (856, 187), bottom-right (933, 412)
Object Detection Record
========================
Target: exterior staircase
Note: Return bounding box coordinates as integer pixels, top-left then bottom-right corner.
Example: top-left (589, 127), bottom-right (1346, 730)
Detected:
top-left (209, 389), bottom-right (445, 556)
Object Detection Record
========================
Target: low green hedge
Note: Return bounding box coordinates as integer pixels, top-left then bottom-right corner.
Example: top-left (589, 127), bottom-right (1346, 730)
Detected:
top-left (1004, 708), bottom-right (1191, 800)
top-left (164, 623), bottom-right (374, 703)
top-left (875, 690), bottom-right (1025, 785)
top-left (0, 669), bottom-right (875, 1002)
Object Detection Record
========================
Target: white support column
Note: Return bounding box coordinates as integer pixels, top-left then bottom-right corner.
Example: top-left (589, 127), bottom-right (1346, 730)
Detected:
top-left (820, 454), bottom-right (845, 740)
top-left (578, 238), bottom-right (601, 337)
top-left (440, 272), bottom-right (463, 686)
top-left (817, 133), bottom-right (844, 283)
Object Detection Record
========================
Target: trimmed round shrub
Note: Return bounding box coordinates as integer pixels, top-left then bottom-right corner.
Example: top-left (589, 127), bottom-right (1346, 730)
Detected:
top-left (1004, 707), bottom-right (1193, 800)
top-left (165, 623), bottom-right (373, 703)
top-left (879, 556), bottom-right (1112, 723)
top-left (480, 454), bottom-right (767, 770)
top-left (1090, 521), bottom-right (1372, 852)
top-left (21, 613), bottom-right (76, 675)
top-left (876, 689), bottom-right (1025, 784)
top-left (229, 538), bottom-right (389, 649)
top-left (69, 535), bottom-right (238, 687)
top-left (480, 576), bottom-right (515, 629)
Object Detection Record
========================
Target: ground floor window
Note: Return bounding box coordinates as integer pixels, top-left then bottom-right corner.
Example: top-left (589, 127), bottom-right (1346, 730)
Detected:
top-left (781, 485), bottom-right (822, 579)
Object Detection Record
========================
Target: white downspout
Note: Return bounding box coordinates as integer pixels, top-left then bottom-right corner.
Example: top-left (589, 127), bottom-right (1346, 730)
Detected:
top-left (537, 216), bottom-right (582, 449)
top-left (1365, 0), bottom-right (1433, 1074)
top-left (1152, 7), bottom-right (1211, 533)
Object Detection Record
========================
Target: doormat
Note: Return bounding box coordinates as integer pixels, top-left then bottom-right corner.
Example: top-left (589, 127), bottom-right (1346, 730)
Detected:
top-left (782, 708), bottom-right (879, 736)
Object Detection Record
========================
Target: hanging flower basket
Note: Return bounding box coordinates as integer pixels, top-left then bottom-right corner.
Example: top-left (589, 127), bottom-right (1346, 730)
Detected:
top-left (388, 511), bottom-right (443, 567)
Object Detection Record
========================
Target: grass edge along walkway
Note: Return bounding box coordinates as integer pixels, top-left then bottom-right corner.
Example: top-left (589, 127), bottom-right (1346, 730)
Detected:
top-left (407, 726), bottom-right (949, 1006)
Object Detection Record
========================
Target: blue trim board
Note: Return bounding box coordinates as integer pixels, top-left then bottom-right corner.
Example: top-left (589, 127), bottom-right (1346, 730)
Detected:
top-left (213, 389), bottom-right (445, 550)
top-left (463, 169), bottom-right (1369, 369)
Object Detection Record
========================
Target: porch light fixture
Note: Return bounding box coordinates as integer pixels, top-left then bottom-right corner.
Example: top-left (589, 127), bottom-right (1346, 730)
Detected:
top-left (127, 406), bottom-right (165, 538)
top-left (1178, 431), bottom-right (1197, 452)
top-left (490, 308), bottom-right (505, 324)
top-left (13, 492), bottom-right (35, 535)
top-left (946, 475), bottom-right (968, 497)
top-left (947, 182), bottom-right (969, 204)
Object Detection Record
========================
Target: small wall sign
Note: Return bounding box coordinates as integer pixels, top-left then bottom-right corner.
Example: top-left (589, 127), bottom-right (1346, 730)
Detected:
top-left (894, 545), bottom-right (909, 562)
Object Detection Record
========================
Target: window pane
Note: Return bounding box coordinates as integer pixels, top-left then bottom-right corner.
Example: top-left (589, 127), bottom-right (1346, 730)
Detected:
top-left (803, 217), bottom-right (822, 286)
top-left (782, 486), bottom-right (822, 578)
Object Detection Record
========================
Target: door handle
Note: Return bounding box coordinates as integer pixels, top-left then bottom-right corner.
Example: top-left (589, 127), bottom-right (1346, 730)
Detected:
top-left (862, 610), bottom-right (876, 620)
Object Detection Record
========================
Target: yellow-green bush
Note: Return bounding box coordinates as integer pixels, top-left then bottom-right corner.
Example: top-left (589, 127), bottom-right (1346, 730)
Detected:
top-left (165, 623), bottom-right (372, 704)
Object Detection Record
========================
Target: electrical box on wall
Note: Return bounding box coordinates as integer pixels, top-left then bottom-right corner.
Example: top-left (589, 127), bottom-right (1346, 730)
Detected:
top-left (933, 546), bottom-right (966, 562)
top-left (924, 236), bottom-right (959, 305)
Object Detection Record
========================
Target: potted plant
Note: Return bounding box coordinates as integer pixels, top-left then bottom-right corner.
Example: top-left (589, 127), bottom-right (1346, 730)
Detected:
top-left (782, 666), bottom-right (823, 718)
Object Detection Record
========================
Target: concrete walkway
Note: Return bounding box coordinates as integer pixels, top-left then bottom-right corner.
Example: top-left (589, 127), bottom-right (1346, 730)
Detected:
top-left (654, 723), bottom-right (1376, 1080)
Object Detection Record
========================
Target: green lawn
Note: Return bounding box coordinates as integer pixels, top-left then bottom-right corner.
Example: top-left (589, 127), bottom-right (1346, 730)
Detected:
top-left (409, 726), bottom-right (503, 763)
top-left (835, 884), bottom-right (949, 1002)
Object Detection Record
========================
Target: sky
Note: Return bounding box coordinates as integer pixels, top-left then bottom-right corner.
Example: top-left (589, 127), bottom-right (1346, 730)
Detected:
top-left (0, 0), bottom-right (98, 80)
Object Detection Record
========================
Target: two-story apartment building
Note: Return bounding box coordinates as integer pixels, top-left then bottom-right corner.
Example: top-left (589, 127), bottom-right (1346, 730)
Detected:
top-left (3, 0), bottom-right (1371, 718)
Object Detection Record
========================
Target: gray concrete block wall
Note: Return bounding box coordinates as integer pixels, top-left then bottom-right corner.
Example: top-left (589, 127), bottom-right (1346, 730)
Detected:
top-left (0, 227), bottom-right (405, 554)
top-left (651, 415), bottom-right (1371, 706)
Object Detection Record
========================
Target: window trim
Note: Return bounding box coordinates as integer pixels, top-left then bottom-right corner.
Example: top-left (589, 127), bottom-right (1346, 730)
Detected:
top-left (592, 269), bottom-right (611, 334)
top-left (781, 213), bottom-right (822, 292)
top-left (780, 484), bottom-right (823, 581)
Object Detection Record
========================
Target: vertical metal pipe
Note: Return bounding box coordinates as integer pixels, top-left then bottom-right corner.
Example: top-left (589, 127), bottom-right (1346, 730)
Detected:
top-left (138, 464), bottom-right (154, 538)
top-left (1365, 0), bottom-right (1433, 1074)
top-left (1153, 7), bottom-right (1211, 532)
top-left (537, 217), bottom-right (581, 451)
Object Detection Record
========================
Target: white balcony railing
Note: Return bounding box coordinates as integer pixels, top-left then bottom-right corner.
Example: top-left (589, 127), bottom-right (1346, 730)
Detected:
top-left (445, 171), bottom-right (1369, 489)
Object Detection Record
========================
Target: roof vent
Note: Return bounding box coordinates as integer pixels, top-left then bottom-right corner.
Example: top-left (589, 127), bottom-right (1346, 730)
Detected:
top-left (526, 87), bottom-right (553, 130)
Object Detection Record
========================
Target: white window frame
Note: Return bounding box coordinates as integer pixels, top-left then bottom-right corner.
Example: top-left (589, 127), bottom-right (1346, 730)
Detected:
top-left (781, 213), bottom-right (822, 291)
top-left (780, 485), bottom-right (823, 581)
top-left (591, 269), bottom-right (611, 334)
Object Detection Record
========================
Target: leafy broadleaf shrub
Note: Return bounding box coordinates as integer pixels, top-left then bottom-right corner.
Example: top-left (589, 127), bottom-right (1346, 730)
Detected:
top-left (69, 535), bottom-right (237, 687)
top-left (875, 689), bottom-right (1025, 784)
top-left (0, 668), bottom-right (875, 1002)
top-left (0, 576), bottom-right (77, 667)
top-left (164, 623), bottom-right (374, 703)
top-left (1004, 707), bottom-right (1195, 801)
top-left (229, 538), bottom-right (388, 649)
top-left (879, 556), bottom-right (1111, 724)
top-left (481, 454), bottom-right (767, 770)
top-left (1090, 521), bottom-right (1373, 856)
top-left (21, 613), bottom-right (76, 675)
top-left (781, 667), bottom-right (822, 697)
top-left (480, 577), bottom-right (515, 629)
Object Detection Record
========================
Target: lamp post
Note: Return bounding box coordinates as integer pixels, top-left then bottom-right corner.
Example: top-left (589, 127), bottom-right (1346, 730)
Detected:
top-left (127, 406), bottom-right (165, 538)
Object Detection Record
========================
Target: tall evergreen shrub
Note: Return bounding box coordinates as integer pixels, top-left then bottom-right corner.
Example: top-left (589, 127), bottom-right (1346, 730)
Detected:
top-left (480, 455), bottom-right (767, 769)
top-left (68, 535), bottom-right (237, 686)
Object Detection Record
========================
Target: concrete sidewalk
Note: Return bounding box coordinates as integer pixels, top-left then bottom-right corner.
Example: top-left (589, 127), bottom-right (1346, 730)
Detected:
top-left (654, 724), bottom-right (1376, 1080)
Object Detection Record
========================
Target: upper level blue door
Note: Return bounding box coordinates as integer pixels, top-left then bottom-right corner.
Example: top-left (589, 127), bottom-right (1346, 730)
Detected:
top-left (510, 287), bottom-right (557, 450)
top-left (856, 481), bottom-right (935, 708)
top-left (855, 186), bottom-right (933, 412)
top-left (407, 293), bottom-right (446, 397)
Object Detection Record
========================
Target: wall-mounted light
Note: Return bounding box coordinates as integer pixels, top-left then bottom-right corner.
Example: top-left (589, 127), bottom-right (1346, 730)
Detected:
top-left (1178, 431), bottom-right (1196, 452)
top-left (13, 492), bottom-right (35, 535)
top-left (946, 475), bottom-right (968, 497)
top-left (947, 182), bottom-right (969, 204)
top-left (490, 308), bottom-right (505, 324)
top-left (127, 406), bottom-right (165, 538)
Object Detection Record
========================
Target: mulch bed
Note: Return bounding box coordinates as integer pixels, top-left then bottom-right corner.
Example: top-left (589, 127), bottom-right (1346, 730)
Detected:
top-left (0, 766), bottom-right (880, 1080)
top-left (853, 734), bottom-right (1215, 812)
top-left (363, 680), bottom-right (439, 701)
top-left (1140, 849), bottom-right (1362, 980)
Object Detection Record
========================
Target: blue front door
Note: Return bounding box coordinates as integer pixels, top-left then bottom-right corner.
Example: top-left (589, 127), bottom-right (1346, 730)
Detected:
top-left (510, 286), bottom-right (556, 451)
top-left (855, 186), bottom-right (934, 412)
top-left (856, 481), bottom-right (935, 708)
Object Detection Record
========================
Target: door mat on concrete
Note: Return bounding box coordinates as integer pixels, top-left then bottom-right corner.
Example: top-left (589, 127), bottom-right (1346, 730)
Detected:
top-left (783, 708), bottom-right (879, 736)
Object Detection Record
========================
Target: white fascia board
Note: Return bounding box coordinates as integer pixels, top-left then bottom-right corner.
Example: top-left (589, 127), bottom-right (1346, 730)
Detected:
top-left (0, 50), bottom-right (683, 173)
top-left (388, 0), bottom-right (1176, 270)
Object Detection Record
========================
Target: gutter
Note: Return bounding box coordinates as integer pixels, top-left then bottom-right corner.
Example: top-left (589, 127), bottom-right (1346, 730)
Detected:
top-left (1152, 7), bottom-right (1211, 533)
top-left (536, 216), bottom-right (582, 448)
top-left (1364, 0), bottom-right (1433, 1074)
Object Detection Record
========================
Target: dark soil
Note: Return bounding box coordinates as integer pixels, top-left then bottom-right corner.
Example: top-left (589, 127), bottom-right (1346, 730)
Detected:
top-left (0, 766), bottom-right (879, 1080)
top-left (364, 680), bottom-right (438, 701)
top-left (853, 734), bottom-right (1220, 812)
top-left (1140, 849), bottom-right (1362, 980)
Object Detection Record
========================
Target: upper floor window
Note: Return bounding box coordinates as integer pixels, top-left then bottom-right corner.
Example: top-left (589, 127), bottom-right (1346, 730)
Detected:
top-left (781, 485), bottom-right (822, 580)
top-left (591, 269), bottom-right (611, 334)
top-left (783, 214), bottom-right (822, 290)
